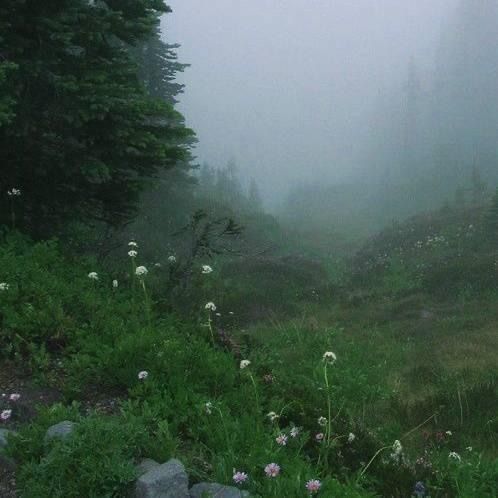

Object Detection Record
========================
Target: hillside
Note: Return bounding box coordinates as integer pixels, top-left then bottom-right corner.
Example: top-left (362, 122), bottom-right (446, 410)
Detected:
top-left (0, 202), bottom-right (497, 497)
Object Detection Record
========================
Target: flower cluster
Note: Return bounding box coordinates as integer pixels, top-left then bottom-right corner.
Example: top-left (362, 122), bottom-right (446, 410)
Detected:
top-left (1, 409), bottom-right (12, 421)
top-left (305, 479), bottom-right (321, 494)
top-left (7, 188), bottom-right (21, 197)
top-left (240, 359), bottom-right (251, 369)
top-left (135, 266), bottom-right (148, 277)
top-left (290, 426), bottom-right (300, 438)
top-left (275, 434), bottom-right (288, 446)
top-left (201, 264), bottom-right (213, 274)
top-left (232, 471), bottom-right (248, 485)
top-left (267, 411), bottom-right (279, 422)
top-left (390, 439), bottom-right (403, 462)
top-left (88, 272), bottom-right (98, 281)
top-left (0, 283), bottom-right (9, 291)
top-left (322, 351), bottom-right (336, 364)
top-left (264, 462), bottom-right (280, 478)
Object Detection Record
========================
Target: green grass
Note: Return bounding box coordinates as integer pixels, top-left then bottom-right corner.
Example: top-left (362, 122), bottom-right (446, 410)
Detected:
top-left (1, 209), bottom-right (498, 498)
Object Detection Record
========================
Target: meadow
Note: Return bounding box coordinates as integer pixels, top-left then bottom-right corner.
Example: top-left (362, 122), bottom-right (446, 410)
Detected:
top-left (0, 202), bottom-right (497, 497)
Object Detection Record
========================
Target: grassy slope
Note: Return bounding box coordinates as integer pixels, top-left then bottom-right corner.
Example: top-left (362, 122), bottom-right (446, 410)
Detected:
top-left (1, 203), bottom-right (498, 497)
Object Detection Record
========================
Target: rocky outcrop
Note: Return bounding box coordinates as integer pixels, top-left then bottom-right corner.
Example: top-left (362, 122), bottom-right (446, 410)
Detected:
top-left (135, 458), bottom-right (189, 498)
top-left (44, 420), bottom-right (77, 442)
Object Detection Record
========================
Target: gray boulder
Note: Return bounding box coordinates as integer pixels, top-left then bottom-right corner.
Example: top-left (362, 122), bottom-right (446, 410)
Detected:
top-left (190, 483), bottom-right (249, 498)
top-left (0, 429), bottom-right (16, 470)
top-left (136, 458), bottom-right (160, 476)
top-left (135, 458), bottom-right (189, 498)
top-left (44, 420), bottom-right (77, 442)
top-left (0, 429), bottom-right (13, 449)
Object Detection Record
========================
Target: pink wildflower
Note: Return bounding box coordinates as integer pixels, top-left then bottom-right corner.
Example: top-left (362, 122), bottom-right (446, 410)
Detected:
top-left (276, 434), bottom-right (288, 446)
top-left (264, 462), bottom-right (280, 478)
top-left (1, 409), bottom-right (12, 421)
top-left (306, 479), bottom-right (321, 494)
top-left (232, 471), bottom-right (248, 484)
top-left (9, 393), bottom-right (20, 402)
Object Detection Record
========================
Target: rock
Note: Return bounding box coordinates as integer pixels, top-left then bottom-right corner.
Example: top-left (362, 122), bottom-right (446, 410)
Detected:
top-left (0, 429), bottom-right (17, 471)
top-left (44, 420), bottom-right (77, 442)
top-left (135, 458), bottom-right (189, 498)
top-left (136, 458), bottom-right (160, 476)
top-left (190, 483), bottom-right (249, 498)
top-left (0, 429), bottom-right (13, 450)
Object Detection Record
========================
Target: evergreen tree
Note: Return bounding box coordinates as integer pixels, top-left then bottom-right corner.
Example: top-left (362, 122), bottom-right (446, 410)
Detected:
top-left (471, 165), bottom-right (487, 206)
top-left (0, 0), bottom-right (193, 237)
top-left (248, 178), bottom-right (263, 211)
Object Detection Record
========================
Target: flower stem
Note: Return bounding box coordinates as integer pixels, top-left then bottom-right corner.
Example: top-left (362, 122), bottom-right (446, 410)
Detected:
top-left (324, 363), bottom-right (332, 447)
top-left (207, 311), bottom-right (215, 346)
top-left (248, 372), bottom-right (261, 429)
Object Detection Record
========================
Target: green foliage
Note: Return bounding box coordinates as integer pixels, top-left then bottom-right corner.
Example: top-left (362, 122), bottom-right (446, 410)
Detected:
top-left (0, 233), bottom-right (142, 367)
top-left (0, 0), bottom-right (193, 236)
top-left (0, 61), bottom-right (17, 127)
top-left (2, 225), bottom-right (498, 497)
top-left (16, 415), bottom-right (145, 498)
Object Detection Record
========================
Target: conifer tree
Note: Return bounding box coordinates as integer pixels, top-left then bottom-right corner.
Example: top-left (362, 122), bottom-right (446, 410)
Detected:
top-left (0, 0), bottom-right (193, 236)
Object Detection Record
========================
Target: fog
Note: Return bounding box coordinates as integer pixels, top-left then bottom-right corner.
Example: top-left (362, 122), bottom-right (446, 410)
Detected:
top-left (164, 0), bottom-right (457, 205)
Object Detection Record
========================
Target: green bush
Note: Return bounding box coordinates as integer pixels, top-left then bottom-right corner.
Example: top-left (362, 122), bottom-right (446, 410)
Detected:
top-left (16, 415), bottom-right (145, 498)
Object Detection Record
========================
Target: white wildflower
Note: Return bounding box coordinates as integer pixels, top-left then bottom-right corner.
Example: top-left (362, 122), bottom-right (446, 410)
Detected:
top-left (128, 250), bottom-right (138, 258)
top-left (88, 272), bottom-right (99, 281)
top-left (201, 264), bottom-right (213, 274)
top-left (348, 432), bottom-right (356, 443)
top-left (128, 241), bottom-right (138, 248)
top-left (318, 416), bottom-right (327, 427)
top-left (7, 188), bottom-right (21, 197)
top-left (138, 370), bottom-right (148, 380)
top-left (267, 411), bottom-right (279, 422)
top-left (323, 351), bottom-right (337, 364)
top-left (135, 266), bottom-right (148, 277)
top-left (390, 440), bottom-right (403, 462)
top-left (205, 302), bottom-right (216, 312)
top-left (290, 426), bottom-right (300, 438)
top-left (449, 451), bottom-right (461, 462)
top-left (445, 430), bottom-right (452, 436)
top-left (112, 279), bottom-right (118, 288)
top-left (392, 440), bottom-right (402, 455)
top-left (167, 255), bottom-right (177, 263)
top-left (0, 283), bottom-right (9, 291)
top-left (240, 359), bottom-right (251, 369)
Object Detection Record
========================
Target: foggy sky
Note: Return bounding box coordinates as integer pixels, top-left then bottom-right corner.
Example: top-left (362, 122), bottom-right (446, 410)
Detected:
top-left (164, 0), bottom-right (456, 203)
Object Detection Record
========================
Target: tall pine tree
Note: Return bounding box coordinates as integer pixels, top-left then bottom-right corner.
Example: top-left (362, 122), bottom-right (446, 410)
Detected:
top-left (0, 0), bottom-right (193, 237)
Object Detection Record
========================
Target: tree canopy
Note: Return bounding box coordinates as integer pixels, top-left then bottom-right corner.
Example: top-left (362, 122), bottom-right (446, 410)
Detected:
top-left (0, 0), bottom-right (193, 236)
